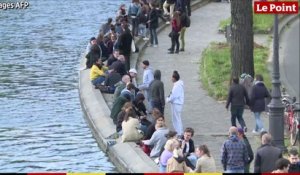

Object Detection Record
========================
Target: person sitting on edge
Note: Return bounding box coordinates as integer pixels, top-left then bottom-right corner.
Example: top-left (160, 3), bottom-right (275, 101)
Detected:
top-left (103, 68), bottom-right (121, 93)
top-left (159, 139), bottom-right (176, 172)
top-left (143, 108), bottom-right (163, 140)
top-left (90, 58), bottom-right (108, 87)
top-left (128, 68), bottom-right (138, 87)
top-left (113, 74), bottom-right (131, 102)
top-left (193, 144), bottom-right (216, 173)
top-left (106, 49), bottom-right (119, 67)
top-left (120, 82), bottom-right (136, 102)
top-left (133, 93), bottom-right (152, 131)
top-left (109, 54), bottom-right (127, 76)
top-left (110, 93), bottom-right (131, 124)
top-left (288, 148), bottom-right (300, 172)
top-left (142, 116), bottom-right (169, 158)
top-left (121, 107), bottom-right (144, 143)
top-left (166, 146), bottom-right (191, 173)
top-left (86, 37), bottom-right (97, 54)
top-left (116, 102), bottom-right (132, 135)
top-left (86, 44), bottom-right (101, 69)
top-left (180, 127), bottom-right (195, 169)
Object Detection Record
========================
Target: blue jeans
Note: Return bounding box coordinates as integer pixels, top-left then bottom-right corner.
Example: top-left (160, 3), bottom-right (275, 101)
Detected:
top-left (225, 169), bottom-right (244, 173)
top-left (231, 106), bottom-right (246, 129)
top-left (159, 163), bottom-right (167, 172)
top-left (149, 28), bottom-right (158, 45)
top-left (254, 112), bottom-right (264, 131)
top-left (151, 100), bottom-right (164, 114)
top-left (92, 76), bottom-right (105, 86)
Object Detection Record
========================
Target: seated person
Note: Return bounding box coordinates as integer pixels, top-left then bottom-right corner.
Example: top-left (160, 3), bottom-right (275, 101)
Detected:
top-left (159, 139), bottom-right (176, 172)
top-left (103, 68), bottom-right (121, 93)
top-left (120, 82), bottom-right (136, 102)
top-left (110, 93), bottom-right (131, 124)
top-left (106, 49), bottom-right (119, 67)
top-left (90, 58), bottom-right (108, 87)
top-left (86, 37), bottom-right (97, 54)
top-left (109, 54), bottom-right (127, 76)
top-left (142, 116), bottom-right (169, 158)
top-left (133, 93), bottom-right (152, 132)
top-left (86, 44), bottom-right (101, 69)
top-left (193, 145), bottom-right (216, 173)
top-left (166, 147), bottom-right (191, 173)
top-left (121, 107), bottom-right (144, 142)
top-left (113, 74), bottom-right (131, 102)
top-left (116, 102), bottom-right (132, 134)
top-left (180, 127), bottom-right (195, 169)
top-left (143, 108), bottom-right (163, 140)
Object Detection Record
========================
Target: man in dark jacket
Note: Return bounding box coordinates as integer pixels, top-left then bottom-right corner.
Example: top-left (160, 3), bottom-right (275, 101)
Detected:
top-left (226, 76), bottom-right (250, 132)
top-left (149, 70), bottom-right (165, 114)
top-left (288, 148), bottom-right (300, 173)
top-left (254, 133), bottom-right (282, 173)
top-left (237, 127), bottom-right (254, 173)
top-left (118, 21), bottom-right (132, 71)
top-left (109, 54), bottom-right (127, 76)
top-left (249, 74), bottom-right (270, 133)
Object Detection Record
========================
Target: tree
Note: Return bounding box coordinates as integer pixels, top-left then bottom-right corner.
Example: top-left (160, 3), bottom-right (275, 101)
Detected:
top-left (230, 0), bottom-right (254, 78)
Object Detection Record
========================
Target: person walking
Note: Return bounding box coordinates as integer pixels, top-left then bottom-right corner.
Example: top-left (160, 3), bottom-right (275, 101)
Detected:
top-left (249, 74), bottom-right (270, 134)
top-left (221, 126), bottom-right (248, 173)
top-left (254, 133), bottom-right (282, 173)
top-left (166, 70), bottom-right (184, 135)
top-left (179, 11), bottom-right (189, 52)
top-left (149, 69), bottom-right (165, 114)
top-left (225, 76), bottom-right (250, 132)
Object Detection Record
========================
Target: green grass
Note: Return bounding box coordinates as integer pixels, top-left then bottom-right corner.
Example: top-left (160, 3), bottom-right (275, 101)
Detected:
top-left (219, 14), bottom-right (274, 33)
top-left (200, 42), bottom-right (271, 101)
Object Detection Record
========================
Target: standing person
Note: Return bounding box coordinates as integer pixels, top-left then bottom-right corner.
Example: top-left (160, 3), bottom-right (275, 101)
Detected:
top-left (254, 133), bottom-right (282, 173)
top-left (168, 11), bottom-right (181, 54)
top-left (147, 2), bottom-right (159, 47)
top-left (166, 70), bottom-right (184, 135)
top-left (128, 0), bottom-right (141, 37)
top-left (149, 70), bottom-right (165, 114)
top-left (163, 0), bottom-right (176, 18)
top-left (193, 145), bottom-right (217, 173)
top-left (179, 11), bottom-right (189, 52)
top-left (118, 21), bottom-right (132, 71)
top-left (249, 74), bottom-right (270, 134)
top-left (288, 148), bottom-right (300, 172)
top-left (237, 127), bottom-right (254, 173)
top-left (138, 60), bottom-right (154, 110)
top-left (221, 126), bottom-right (248, 173)
top-left (225, 76), bottom-right (249, 132)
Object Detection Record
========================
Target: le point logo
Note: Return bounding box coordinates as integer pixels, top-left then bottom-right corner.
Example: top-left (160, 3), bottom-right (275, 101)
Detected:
top-left (254, 1), bottom-right (299, 14)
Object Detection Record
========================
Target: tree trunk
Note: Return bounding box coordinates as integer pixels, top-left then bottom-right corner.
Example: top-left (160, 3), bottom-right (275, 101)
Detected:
top-left (230, 0), bottom-right (254, 78)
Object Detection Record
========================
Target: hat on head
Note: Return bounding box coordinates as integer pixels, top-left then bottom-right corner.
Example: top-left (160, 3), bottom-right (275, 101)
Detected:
top-left (142, 60), bottom-right (149, 66)
top-left (237, 127), bottom-right (244, 135)
top-left (129, 68), bottom-right (137, 74)
top-left (90, 37), bottom-right (96, 41)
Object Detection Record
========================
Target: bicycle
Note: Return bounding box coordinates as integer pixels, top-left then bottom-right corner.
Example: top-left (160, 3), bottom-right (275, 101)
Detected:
top-left (282, 96), bottom-right (300, 146)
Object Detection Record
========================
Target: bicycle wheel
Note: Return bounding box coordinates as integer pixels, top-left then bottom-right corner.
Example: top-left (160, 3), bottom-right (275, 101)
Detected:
top-left (290, 113), bottom-right (299, 146)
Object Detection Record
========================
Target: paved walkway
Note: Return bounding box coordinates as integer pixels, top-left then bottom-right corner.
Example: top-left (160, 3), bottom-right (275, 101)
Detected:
top-left (136, 2), bottom-right (269, 172)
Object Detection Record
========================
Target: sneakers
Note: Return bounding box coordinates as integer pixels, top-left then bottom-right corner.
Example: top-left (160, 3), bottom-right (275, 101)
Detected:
top-left (143, 37), bottom-right (149, 41)
top-left (153, 44), bottom-right (158, 48)
top-left (179, 48), bottom-right (185, 52)
top-left (252, 130), bottom-right (259, 134)
top-left (166, 21), bottom-right (170, 25)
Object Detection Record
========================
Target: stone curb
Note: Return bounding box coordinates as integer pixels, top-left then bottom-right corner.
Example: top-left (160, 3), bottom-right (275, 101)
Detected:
top-left (78, 0), bottom-right (212, 173)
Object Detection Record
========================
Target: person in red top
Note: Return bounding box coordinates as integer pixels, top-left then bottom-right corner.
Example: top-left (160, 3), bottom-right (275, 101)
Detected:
top-left (168, 11), bottom-right (181, 54)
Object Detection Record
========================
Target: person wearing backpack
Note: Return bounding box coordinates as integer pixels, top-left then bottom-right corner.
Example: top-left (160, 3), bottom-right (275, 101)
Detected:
top-left (179, 11), bottom-right (190, 52)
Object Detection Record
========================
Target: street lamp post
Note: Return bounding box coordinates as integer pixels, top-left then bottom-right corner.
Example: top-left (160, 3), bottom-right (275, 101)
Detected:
top-left (268, 13), bottom-right (286, 152)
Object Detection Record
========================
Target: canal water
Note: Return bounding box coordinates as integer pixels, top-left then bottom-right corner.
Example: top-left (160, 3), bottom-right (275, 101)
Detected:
top-left (0, 0), bottom-right (126, 172)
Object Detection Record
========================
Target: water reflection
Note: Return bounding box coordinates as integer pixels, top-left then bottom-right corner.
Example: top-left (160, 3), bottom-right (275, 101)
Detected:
top-left (0, 0), bottom-right (127, 172)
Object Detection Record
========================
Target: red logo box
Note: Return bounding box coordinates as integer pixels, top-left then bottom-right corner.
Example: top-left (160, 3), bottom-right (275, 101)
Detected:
top-left (254, 1), bottom-right (299, 14)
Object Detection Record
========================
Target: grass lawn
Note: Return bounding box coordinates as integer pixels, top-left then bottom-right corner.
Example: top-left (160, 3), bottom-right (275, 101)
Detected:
top-left (200, 42), bottom-right (271, 101)
top-left (219, 14), bottom-right (274, 33)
